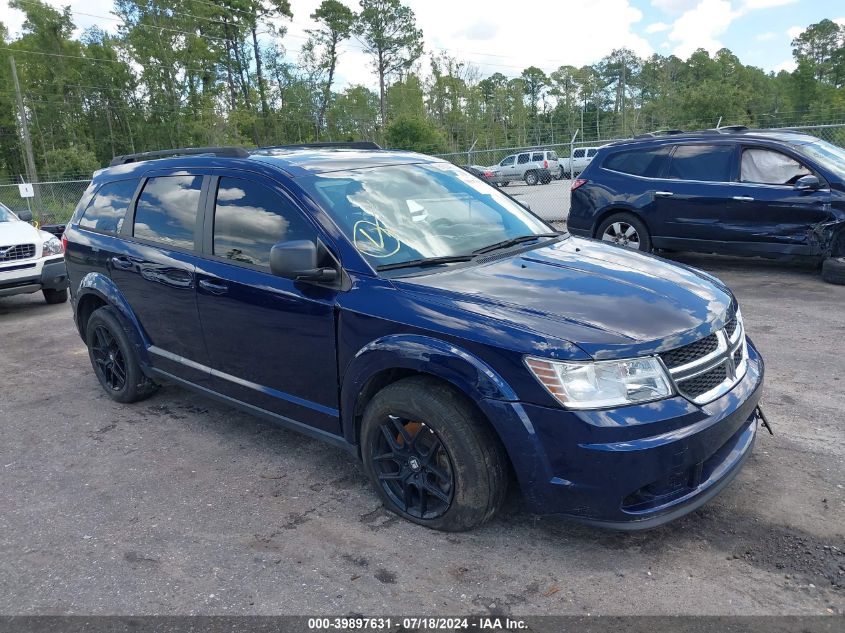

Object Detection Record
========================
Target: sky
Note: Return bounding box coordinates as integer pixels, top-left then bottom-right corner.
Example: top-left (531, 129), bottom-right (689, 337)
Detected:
top-left (2, 0), bottom-right (844, 88)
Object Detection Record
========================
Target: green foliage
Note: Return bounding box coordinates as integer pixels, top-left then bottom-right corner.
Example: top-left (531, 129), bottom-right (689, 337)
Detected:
top-left (385, 115), bottom-right (445, 154)
top-left (43, 147), bottom-right (100, 178)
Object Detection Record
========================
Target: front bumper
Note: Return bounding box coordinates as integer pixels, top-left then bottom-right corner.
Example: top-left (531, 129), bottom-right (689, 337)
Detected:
top-left (0, 256), bottom-right (68, 297)
top-left (487, 340), bottom-right (764, 529)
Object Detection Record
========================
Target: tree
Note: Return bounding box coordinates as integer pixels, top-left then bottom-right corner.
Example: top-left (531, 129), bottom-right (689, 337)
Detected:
top-left (520, 66), bottom-right (548, 144)
top-left (354, 0), bottom-right (423, 126)
top-left (792, 19), bottom-right (844, 86)
top-left (305, 0), bottom-right (356, 135)
top-left (385, 114), bottom-right (445, 153)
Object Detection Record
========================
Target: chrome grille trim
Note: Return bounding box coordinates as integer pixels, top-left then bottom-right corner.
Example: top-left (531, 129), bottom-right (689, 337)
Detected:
top-left (0, 243), bottom-right (36, 262)
top-left (663, 314), bottom-right (747, 405)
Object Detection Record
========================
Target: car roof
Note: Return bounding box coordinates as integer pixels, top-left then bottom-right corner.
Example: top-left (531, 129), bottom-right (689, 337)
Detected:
top-left (604, 128), bottom-right (820, 151)
top-left (92, 147), bottom-right (440, 182)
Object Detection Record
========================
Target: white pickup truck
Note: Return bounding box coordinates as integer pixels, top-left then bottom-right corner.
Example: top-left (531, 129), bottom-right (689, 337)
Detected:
top-left (0, 203), bottom-right (69, 304)
top-left (562, 146), bottom-right (601, 178)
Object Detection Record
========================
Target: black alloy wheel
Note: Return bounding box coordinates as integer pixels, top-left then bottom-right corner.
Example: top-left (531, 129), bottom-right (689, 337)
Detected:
top-left (371, 415), bottom-right (454, 520)
top-left (91, 324), bottom-right (127, 392)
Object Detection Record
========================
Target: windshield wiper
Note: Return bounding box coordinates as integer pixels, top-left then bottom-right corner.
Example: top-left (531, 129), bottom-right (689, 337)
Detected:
top-left (376, 255), bottom-right (475, 272)
top-left (472, 232), bottom-right (560, 256)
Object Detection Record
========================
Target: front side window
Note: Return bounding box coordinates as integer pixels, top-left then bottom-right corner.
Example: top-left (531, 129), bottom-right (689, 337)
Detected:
top-left (79, 179), bottom-right (138, 234)
top-left (213, 177), bottom-right (314, 268)
top-left (517, 154), bottom-right (530, 164)
top-left (133, 175), bottom-right (202, 249)
top-left (667, 145), bottom-right (734, 182)
top-left (500, 156), bottom-right (515, 166)
top-left (741, 148), bottom-right (811, 185)
top-left (604, 148), bottom-right (668, 177)
top-left (299, 162), bottom-right (552, 270)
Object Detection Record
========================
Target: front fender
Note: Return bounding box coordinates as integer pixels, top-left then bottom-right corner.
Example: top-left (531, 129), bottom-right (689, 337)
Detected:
top-left (75, 272), bottom-right (150, 365)
top-left (340, 335), bottom-right (554, 500)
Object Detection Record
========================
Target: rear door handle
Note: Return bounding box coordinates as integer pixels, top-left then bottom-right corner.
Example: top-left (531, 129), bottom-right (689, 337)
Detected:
top-left (199, 279), bottom-right (228, 295)
top-left (732, 196), bottom-right (755, 202)
top-left (111, 256), bottom-right (133, 270)
top-left (655, 191), bottom-right (674, 197)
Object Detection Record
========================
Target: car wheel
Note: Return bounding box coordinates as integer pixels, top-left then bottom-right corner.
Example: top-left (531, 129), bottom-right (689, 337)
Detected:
top-left (86, 306), bottom-right (159, 403)
top-left (43, 288), bottom-right (68, 304)
top-left (597, 213), bottom-right (652, 252)
top-left (554, 167), bottom-right (564, 180)
top-left (821, 256), bottom-right (845, 285)
top-left (360, 376), bottom-right (508, 532)
top-left (524, 171), bottom-right (538, 186)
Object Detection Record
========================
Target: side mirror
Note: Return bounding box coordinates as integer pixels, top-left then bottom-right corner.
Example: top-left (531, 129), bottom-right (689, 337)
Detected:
top-left (18, 209), bottom-right (33, 222)
top-left (269, 240), bottom-right (337, 284)
top-left (794, 174), bottom-right (821, 191)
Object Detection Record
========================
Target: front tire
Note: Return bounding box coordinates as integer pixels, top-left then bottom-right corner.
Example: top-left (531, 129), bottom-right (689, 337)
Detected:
top-left (596, 213), bottom-right (652, 252)
top-left (43, 288), bottom-right (68, 304)
top-left (360, 377), bottom-right (508, 532)
top-left (85, 306), bottom-right (158, 403)
top-left (821, 256), bottom-right (845, 285)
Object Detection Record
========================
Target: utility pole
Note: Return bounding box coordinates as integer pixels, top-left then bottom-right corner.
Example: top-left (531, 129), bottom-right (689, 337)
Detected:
top-left (10, 56), bottom-right (41, 214)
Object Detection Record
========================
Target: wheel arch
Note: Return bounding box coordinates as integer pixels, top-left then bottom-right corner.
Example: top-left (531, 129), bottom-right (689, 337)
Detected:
top-left (591, 206), bottom-right (650, 238)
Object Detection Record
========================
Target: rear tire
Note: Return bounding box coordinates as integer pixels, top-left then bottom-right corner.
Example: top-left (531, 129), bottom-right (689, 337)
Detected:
top-left (596, 213), bottom-right (652, 252)
top-left (85, 306), bottom-right (158, 403)
top-left (821, 256), bottom-right (845, 285)
top-left (524, 171), bottom-right (539, 186)
top-left (360, 376), bottom-right (508, 532)
top-left (43, 288), bottom-right (68, 304)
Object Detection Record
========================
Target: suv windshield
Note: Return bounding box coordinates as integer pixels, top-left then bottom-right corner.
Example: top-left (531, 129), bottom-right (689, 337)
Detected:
top-left (793, 140), bottom-right (845, 181)
top-left (299, 161), bottom-right (554, 270)
top-left (0, 203), bottom-right (17, 222)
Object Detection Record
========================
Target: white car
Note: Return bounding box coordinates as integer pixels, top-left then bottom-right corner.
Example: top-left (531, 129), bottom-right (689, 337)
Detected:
top-left (0, 203), bottom-right (69, 304)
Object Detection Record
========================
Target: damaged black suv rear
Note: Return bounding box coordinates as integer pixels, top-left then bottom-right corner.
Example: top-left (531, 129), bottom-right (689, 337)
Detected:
top-left (567, 127), bottom-right (845, 284)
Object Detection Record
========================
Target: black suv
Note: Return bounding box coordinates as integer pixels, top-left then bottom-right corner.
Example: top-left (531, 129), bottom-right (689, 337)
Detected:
top-left (567, 127), bottom-right (845, 284)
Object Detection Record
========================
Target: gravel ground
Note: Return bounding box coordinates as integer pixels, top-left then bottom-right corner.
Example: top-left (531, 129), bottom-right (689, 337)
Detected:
top-left (0, 253), bottom-right (843, 616)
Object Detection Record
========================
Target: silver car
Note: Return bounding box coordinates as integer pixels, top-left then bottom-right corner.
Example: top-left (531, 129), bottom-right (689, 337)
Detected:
top-left (489, 150), bottom-right (557, 186)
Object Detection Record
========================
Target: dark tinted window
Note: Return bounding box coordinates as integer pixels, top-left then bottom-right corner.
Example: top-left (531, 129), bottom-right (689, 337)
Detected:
top-left (213, 177), bottom-right (314, 268)
top-left (667, 145), bottom-right (734, 182)
top-left (79, 179), bottom-right (138, 233)
top-left (531, 152), bottom-right (544, 161)
top-left (517, 154), bottom-right (530, 164)
top-left (573, 149), bottom-right (585, 158)
top-left (133, 175), bottom-right (202, 249)
top-left (500, 156), bottom-right (515, 166)
top-left (604, 148), bottom-right (668, 177)
top-left (587, 149), bottom-right (598, 157)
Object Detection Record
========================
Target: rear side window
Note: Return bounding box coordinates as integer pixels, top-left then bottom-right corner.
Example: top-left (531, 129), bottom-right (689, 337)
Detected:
top-left (667, 145), bottom-right (734, 182)
top-left (79, 179), bottom-right (138, 234)
top-left (213, 177), bottom-right (315, 268)
top-left (604, 148), bottom-right (668, 177)
top-left (517, 154), bottom-right (530, 164)
top-left (133, 175), bottom-right (202, 249)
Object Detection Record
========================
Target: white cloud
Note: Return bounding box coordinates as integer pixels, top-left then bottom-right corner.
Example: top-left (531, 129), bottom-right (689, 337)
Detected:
top-left (742, 0), bottom-right (796, 9)
top-left (646, 22), bottom-right (671, 34)
top-left (786, 25), bottom-right (804, 40)
top-left (668, 0), bottom-right (739, 58)
top-left (651, 0), bottom-right (700, 14)
top-left (756, 31), bottom-right (777, 41)
top-left (774, 59), bottom-right (797, 73)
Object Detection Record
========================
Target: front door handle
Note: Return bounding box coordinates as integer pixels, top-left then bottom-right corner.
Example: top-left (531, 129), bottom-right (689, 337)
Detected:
top-left (111, 256), bottom-right (133, 270)
top-left (655, 191), bottom-right (674, 197)
top-left (732, 196), bottom-right (755, 202)
top-left (199, 279), bottom-right (229, 295)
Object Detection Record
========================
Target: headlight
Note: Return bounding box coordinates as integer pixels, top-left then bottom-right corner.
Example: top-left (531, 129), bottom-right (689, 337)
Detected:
top-left (525, 355), bottom-right (674, 409)
top-left (42, 235), bottom-right (63, 256)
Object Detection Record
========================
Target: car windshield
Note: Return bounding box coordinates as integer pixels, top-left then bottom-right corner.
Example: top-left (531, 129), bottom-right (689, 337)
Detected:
top-left (792, 140), bottom-right (845, 181)
top-left (299, 161), bottom-right (554, 271)
top-left (0, 203), bottom-right (17, 222)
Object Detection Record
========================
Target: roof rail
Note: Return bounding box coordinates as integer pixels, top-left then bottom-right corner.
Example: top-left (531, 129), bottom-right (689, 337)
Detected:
top-left (109, 146), bottom-right (250, 166)
top-left (255, 141), bottom-right (382, 151)
top-left (634, 129), bottom-right (684, 138)
top-left (711, 125), bottom-right (749, 134)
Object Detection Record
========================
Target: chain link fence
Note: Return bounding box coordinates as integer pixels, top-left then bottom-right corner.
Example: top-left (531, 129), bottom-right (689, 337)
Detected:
top-left (0, 176), bottom-right (91, 227)
top-left (434, 123), bottom-right (845, 222)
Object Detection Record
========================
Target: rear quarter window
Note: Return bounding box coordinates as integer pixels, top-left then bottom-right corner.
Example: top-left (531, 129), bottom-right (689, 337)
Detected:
top-left (603, 147), bottom-right (669, 177)
top-left (78, 179), bottom-right (139, 234)
top-left (531, 152), bottom-right (544, 162)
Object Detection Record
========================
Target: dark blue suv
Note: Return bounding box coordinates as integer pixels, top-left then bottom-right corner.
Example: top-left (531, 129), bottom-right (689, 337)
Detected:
top-left (568, 127), bottom-right (845, 284)
top-left (64, 143), bottom-right (765, 531)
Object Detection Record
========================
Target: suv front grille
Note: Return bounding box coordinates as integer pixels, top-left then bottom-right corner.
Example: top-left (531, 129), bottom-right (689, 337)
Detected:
top-left (0, 244), bottom-right (35, 262)
top-left (660, 312), bottom-right (747, 405)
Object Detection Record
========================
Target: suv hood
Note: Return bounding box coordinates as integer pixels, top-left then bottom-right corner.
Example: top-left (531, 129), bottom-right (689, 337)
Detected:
top-left (0, 220), bottom-right (40, 245)
top-left (393, 236), bottom-right (734, 360)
